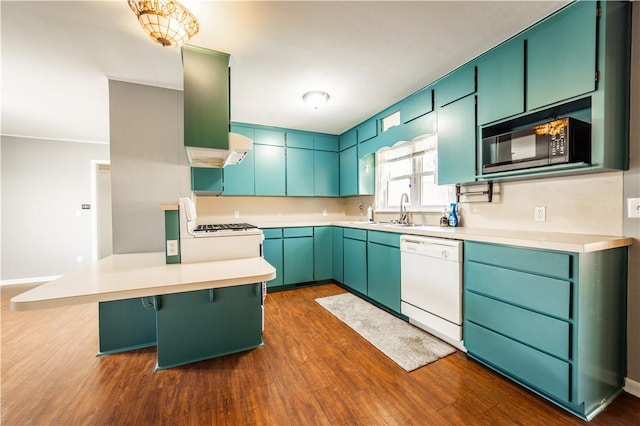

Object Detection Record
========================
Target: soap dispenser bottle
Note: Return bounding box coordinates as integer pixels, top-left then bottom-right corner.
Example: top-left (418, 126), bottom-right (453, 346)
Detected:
top-left (448, 203), bottom-right (459, 227)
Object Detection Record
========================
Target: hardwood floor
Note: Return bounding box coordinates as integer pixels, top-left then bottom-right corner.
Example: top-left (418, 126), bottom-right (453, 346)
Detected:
top-left (2, 283), bottom-right (639, 425)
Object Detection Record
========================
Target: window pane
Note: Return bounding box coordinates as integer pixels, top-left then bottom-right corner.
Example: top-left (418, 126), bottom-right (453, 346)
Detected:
top-left (387, 157), bottom-right (412, 178)
top-left (387, 178), bottom-right (411, 206)
top-left (421, 175), bottom-right (451, 206)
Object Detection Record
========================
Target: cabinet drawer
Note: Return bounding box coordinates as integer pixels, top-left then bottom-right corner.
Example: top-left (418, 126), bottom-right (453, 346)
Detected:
top-left (367, 231), bottom-right (400, 248)
top-left (343, 228), bottom-right (367, 241)
top-left (262, 228), bottom-right (282, 239)
top-left (283, 227), bottom-right (313, 238)
top-left (465, 241), bottom-right (572, 279)
top-left (465, 321), bottom-right (570, 403)
top-left (465, 292), bottom-right (570, 359)
top-left (465, 261), bottom-right (570, 319)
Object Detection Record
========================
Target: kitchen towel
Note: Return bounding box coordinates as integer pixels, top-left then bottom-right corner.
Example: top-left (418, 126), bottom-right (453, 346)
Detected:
top-left (315, 292), bottom-right (455, 372)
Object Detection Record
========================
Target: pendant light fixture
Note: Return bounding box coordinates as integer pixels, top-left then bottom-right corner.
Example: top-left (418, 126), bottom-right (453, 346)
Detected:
top-left (128, 0), bottom-right (199, 48)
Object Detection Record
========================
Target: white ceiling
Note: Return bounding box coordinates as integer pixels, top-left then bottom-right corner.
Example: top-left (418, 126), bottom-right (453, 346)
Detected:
top-left (1, 0), bottom-right (569, 144)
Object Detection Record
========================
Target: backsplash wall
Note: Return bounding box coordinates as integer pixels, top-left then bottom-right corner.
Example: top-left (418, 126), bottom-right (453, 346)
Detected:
top-left (195, 170), bottom-right (622, 236)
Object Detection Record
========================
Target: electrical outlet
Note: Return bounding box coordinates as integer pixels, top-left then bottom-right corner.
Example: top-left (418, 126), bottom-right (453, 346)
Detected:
top-left (627, 198), bottom-right (640, 219)
top-left (233, 210), bottom-right (240, 218)
top-left (166, 240), bottom-right (179, 256)
top-left (534, 206), bottom-right (546, 222)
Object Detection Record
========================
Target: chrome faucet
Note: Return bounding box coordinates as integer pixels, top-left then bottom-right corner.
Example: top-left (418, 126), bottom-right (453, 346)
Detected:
top-left (399, 192), bottom-right (409, 224)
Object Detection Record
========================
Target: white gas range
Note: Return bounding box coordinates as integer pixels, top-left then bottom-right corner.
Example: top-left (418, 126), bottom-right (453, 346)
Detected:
top-left (178, 197), bottom-right (264, 264)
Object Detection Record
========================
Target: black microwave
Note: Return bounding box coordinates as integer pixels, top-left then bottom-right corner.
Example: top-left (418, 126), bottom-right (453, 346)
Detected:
top-left (481, 117), bottom-right (591, 174)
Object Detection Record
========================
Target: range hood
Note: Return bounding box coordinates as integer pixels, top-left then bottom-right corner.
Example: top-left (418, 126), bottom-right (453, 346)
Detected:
top-left (185, 132), bottom-right (253, 168)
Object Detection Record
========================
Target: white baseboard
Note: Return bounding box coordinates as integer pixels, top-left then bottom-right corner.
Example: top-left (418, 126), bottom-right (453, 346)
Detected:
top-left (624, 377), bottom-right (640, 398)
top-left (0, 275), bottom-right (61, 286)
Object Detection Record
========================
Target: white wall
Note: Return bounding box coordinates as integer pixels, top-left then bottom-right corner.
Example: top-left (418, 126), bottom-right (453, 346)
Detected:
top-left (0, 136), bottom-right (109, 282)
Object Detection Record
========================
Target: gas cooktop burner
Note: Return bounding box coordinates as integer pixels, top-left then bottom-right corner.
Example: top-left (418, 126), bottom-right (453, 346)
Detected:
top-left (194, 223), bottom-right (258, 233)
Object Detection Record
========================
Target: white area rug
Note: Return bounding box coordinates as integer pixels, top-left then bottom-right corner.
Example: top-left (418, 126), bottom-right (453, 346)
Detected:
top-left (316, 293), bottom-right (455, 372)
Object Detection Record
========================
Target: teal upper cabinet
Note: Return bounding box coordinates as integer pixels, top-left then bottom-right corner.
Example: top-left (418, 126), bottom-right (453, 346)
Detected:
top-left (286, 148), bottom-right (314, 196)
top-left (340, 128), bottom-right (357, 151)
top-left (437, 95), bottom-right (477, 184)
top-left (401, 87), bottom-right (434, 123)
top-left (224, 125), bottom-right (255, 195)
top-left (286, 132), bottom-right (314, 149)
top-left (314, 150), bottom-right (339, 196)
top-left (314, 135), bottom-right (339, 152)
top-left (357, 119), bottom-right (378, 143)
top-left (182, 46), bottom-right (230, 150)
top-left (339, 145), bottom-right (358, 196)
top-left (255, 128), bottom-right (286, 146)
top-left (436, 62), bottom-right (476, 108)
top-left (254, 144), bottom-right (285, 196)
top-left (526, 1), bottom-right (597, 111)
top-left (477, 38), bottom-right (525, 125)
top-left (191, 167), bottom-right (223, 194)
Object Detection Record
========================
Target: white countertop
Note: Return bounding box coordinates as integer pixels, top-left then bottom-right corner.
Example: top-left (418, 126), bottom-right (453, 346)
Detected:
top-left (11, 253), bottom-right (276, 312)
top-left (255, 221), bottom-right (633, 253)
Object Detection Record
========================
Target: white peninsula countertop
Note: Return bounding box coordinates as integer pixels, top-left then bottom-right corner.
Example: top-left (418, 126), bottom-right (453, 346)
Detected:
top-left (11, 253), bottom-right (276, 312)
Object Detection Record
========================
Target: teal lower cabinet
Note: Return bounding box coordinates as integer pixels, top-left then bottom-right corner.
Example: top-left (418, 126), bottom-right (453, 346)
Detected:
top-left (98, 283), bottom-right (263, 370)
top-left (283, 227), bottom-right (314, 285)
top-left (366, 231), bottom-right (401, 313)
top-left (464, 241), bottom-right (628, 420)
top-left (332, 227), bottom-right (344, 283)
top-left (314, 226), bottom-right (332, 281)
top-left (262, 228), bottom-right (283, 288)
top-left (343, 228), bottom-right (367, 294)
top-left (155, 284), bottom-right (263, 370)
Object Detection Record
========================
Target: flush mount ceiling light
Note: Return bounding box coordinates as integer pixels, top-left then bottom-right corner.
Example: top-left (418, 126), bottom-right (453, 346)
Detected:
top-left (303, 91), bottom-right (330, 109)
top-left (128, 0), bottom-right (199, 47)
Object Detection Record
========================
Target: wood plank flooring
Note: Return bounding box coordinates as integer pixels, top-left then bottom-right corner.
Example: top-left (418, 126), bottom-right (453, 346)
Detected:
top-left (2, 283), bottom-right (639, 425)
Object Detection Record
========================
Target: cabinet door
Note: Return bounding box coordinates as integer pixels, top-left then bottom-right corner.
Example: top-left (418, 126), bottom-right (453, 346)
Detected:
top-left (263, 238), bottom-right (283, 288)
top-left (255, 129), bottom-right (285, 146)
top-left (287, 132), bottom-right (314, 149)
top-left (314, 150), bottom-right (339, 196)
top-left (340, 128), bottom-right (357, 151)
top-left (526, 1), bottom-right (597, 110)
top-left (182, 47), bottom-right (230, 150)
top-left (339, 145), bottom-right (358, 196)
top-left (357, 119), bottom-right (378, 143)
top-left (191, 167), bottom-right (223, 193)
top-left (477, 38), bottom-right (525, 125)
top-left (437, 95), bottom-right (477, 184)
top-left (314, 227), bottom-right (332, 281)
top-left (436, 62), bottom-right (476, 108)
top-left (314, 135), bottom-right (339, 152)
top-left (254, 145), bottom-right (285, 196)
top-left (332, 227), bottom-right (344, 283)
top-left (367, 242), bottom-right (400, 313)
top-left (286, 148), bottom-right (314, 196)
top-left (225, 125), bottom-right (256, 195)
top-left (401, 87), bottom-right (434, 123)
top-left (343, 238), bottom-right (367, 294)
top-left (283, 237), bottom-right (314, 285)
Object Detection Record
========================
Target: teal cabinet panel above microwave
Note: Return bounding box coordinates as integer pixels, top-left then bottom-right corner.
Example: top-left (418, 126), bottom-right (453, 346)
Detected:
top-left (436, 62), bottom-right (476, 108)
top-left (526, 0), bottom-right (597, 111)
top-left (437, 95), bottom-right (477, 184)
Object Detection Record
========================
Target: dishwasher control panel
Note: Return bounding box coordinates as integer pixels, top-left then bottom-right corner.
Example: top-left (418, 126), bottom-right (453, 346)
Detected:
top-left (400, 235), bottom-right (463, 262)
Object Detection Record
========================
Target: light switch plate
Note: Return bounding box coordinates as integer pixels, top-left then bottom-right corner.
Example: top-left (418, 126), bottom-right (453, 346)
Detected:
top-left (628, 198), bottom-right (640, 219)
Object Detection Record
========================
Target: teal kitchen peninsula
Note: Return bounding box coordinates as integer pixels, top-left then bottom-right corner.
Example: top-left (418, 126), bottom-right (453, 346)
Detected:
top-left (11, 252), bottom-right (275, 370)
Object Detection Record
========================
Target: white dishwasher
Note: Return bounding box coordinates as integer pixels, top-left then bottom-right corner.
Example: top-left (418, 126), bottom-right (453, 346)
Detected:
top-left (400, 235), bottom-right (465, 351)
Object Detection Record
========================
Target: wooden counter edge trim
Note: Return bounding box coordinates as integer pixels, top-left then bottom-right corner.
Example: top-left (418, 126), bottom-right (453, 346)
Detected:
top-left (11, 271), bottom-right (275, 312)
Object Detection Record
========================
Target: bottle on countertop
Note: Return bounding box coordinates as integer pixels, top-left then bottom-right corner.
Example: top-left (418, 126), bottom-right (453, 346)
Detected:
top-left (367, 206), bottom-right (373, 222)
top-left (448, 203), bottom-right (459, 227)
top-left (440, 207), bottom-right (449, 227)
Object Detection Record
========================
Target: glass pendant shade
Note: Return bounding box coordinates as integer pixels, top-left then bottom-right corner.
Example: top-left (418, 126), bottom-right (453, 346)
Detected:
top-left (128, 0), bottom-right (199, 47)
